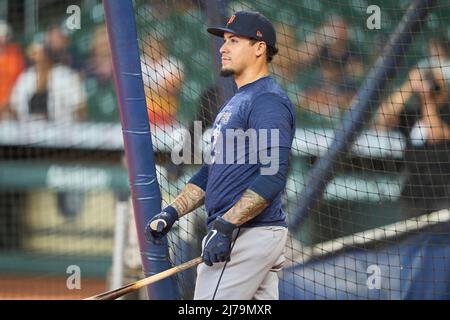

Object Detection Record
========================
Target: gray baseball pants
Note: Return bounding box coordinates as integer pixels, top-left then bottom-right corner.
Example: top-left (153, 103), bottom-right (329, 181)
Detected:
top-left (194, 226), bottom-right (288, 300)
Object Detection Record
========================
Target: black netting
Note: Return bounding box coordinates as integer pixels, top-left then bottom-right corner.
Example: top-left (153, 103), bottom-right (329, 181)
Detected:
top-left (135, 0), bottom-right (450, 300)
top-left (0, 0), bottom-right (449, 300)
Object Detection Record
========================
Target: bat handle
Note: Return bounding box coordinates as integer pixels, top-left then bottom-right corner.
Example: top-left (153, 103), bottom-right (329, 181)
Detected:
top-left (150, 219), bottom-right (167, 232)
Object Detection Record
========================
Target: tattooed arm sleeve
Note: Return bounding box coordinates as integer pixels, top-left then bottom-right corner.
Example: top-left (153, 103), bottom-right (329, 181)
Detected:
top-left (222, 189), bottom-right (269, 226)
top-left (221, 147), bottom-right (290, 226)
top-left (170, 183), bottom-right (205, 218)
top-left (169, 164), bottom-right (208, 218)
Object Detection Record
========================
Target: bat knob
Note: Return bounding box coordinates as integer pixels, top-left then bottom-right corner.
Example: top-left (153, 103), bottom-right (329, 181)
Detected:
top-left (150, 219), bottom-right (167, 232)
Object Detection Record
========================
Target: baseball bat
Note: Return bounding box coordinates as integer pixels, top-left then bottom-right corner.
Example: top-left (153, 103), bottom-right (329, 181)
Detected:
top-left (84, 256), bottom-right (203, 300)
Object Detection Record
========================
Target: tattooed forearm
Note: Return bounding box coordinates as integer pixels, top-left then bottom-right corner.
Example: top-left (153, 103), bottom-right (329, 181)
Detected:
top-left (170, 183), bottom-right (205, 218)
top-left (222, 189), bottom-right (269, 226)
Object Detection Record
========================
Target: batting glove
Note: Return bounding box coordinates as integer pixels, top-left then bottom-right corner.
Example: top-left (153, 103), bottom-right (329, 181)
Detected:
top-left (202, 217), bottom-right (237, 266)
top-left (145, 206), bottom-right (178, 245)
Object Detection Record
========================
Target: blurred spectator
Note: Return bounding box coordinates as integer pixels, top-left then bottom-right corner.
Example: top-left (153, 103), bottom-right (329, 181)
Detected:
top-left (272, 23), bottom-right (301, 85)
top-left (0, 20), bottom-right (25, 119)
top-left (271, 23), bottom-right (304, 104)
top-left (141, 34), bottom-right (185, 126)
top-left (83, 25), bottom-right (119, 122)
top-left (295, 15), bottom-right (365, 116)
top-left (44, 25), bottom-right (73, 67)
top-left (9, 37), bottom-right (87, 122)
top-left (375, 37), bottom-right (450, 140)
top-left (375, 36), bottom-right (450, 215)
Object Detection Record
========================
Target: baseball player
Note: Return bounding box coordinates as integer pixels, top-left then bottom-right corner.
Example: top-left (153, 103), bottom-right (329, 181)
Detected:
top-left (145, 11), bottom-right (296, 300)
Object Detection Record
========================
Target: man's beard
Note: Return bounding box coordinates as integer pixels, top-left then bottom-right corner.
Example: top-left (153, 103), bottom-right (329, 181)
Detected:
top-left (220, 68), bottom-right (235, 77)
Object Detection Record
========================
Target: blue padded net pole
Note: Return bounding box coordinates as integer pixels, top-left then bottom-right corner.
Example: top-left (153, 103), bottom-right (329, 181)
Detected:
top-left (103, 0), bottom-right (178, 299)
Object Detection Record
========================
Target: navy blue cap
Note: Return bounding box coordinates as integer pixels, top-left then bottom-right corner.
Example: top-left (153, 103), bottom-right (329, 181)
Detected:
top-left (207, 11), bottom-right (277, 48)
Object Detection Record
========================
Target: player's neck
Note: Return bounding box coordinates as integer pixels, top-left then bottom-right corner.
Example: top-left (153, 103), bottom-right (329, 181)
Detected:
top-left (234, 64), bottom-right (270, 89)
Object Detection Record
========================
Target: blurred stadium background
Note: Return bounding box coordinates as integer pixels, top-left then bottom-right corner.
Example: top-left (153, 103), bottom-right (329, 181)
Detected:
top-left (0, 0), bottom-right (449, 299)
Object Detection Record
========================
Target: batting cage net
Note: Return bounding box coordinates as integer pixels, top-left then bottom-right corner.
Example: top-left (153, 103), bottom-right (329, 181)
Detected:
top-left (133, 0), bottom-right (450, 300)
top-left (0, 0), bottom-right (449, 300)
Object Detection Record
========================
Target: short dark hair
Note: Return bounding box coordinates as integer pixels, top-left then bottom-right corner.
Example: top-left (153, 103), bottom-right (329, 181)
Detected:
top-left (249, 38), bottom-right (278, 62)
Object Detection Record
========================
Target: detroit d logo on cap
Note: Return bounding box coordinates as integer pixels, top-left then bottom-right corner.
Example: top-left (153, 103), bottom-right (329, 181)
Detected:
top-left (227, 15), bottom-right (236, 26)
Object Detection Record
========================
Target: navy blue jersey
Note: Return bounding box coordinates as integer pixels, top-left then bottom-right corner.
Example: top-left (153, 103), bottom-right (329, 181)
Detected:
top-left (205, 76), bottom-right (296, 228)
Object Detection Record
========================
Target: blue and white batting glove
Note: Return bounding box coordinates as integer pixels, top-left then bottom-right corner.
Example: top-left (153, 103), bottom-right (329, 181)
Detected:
top-left (202, 217), bottom-right (237, 266)
top-left (145, 206), bottom-right (178, 245)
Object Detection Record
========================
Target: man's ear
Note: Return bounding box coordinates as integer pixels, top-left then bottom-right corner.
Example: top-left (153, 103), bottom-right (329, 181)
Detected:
top-left (255, 41), bottom-right (267, 58)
